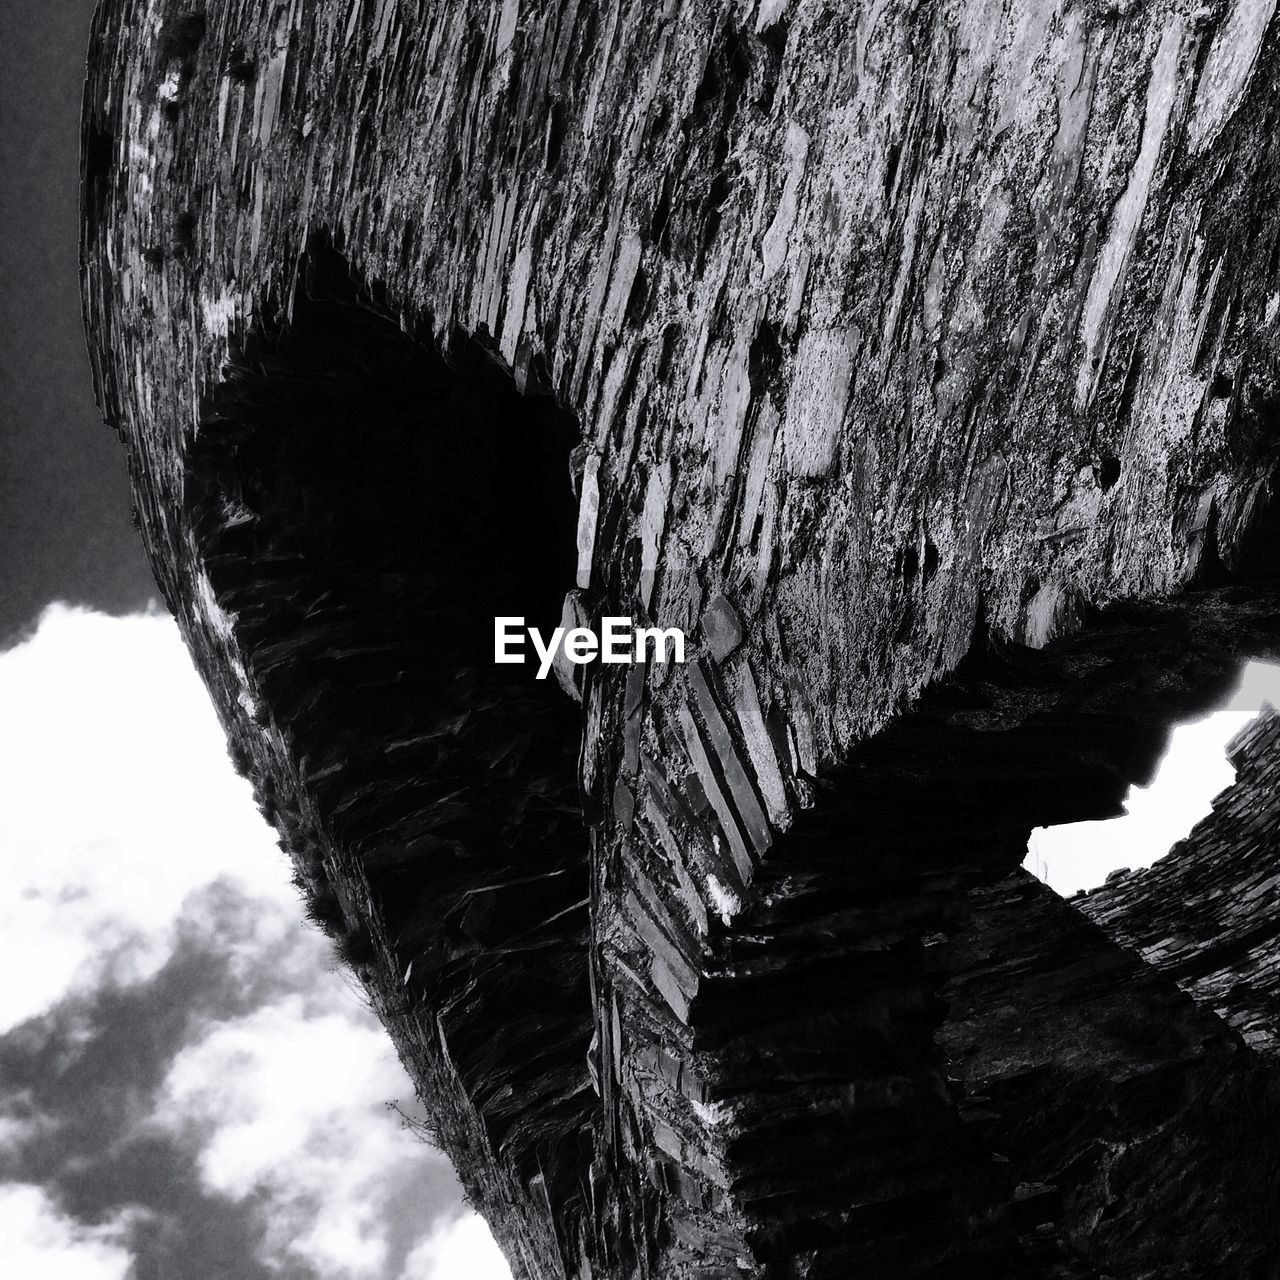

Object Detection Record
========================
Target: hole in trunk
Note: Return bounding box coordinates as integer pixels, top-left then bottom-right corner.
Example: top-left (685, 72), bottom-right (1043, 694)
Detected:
top-left (1025, 659), bottom-right (1280, 897)
top-left (185, 238), bottom-right (594, 1197)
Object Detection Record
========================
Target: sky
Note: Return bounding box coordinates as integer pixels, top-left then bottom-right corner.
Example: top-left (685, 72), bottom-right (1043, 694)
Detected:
top-left (0, 605), bottom-right (513, 1280)
top-left (0, 0), bottom-right (155, 648)
top-left (1027, 662), bottom-right (1280, 896)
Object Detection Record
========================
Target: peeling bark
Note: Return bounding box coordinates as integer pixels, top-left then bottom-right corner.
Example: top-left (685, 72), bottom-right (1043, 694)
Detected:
top-left (81, 1), bottom-right (1280, 1276)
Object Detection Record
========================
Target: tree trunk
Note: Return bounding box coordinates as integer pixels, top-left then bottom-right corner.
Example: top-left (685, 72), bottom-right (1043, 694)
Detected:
top-left (81, 0), bottom-right (1280, 1275)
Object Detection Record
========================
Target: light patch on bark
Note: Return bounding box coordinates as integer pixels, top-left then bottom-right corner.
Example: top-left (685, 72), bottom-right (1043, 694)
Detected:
top-left (198, 286), bottom-right (244, 347)
top-left (994, 0), bottom-right (1060, 136)
top-left (496, 0), bottom-right (520, 58)
top-left (602, 232), bottom-right (643, 342)
top-left (731, 660), bottom-right (790, 829)
top-left (712, 342), bottom-right (753, 490)
top-left (639, 460), bottom-right (671, 610)
top-left (754, 0), bottom-right (791, 33)
top-left (1188, 0), bottom-right (1276, 155)
top-left (760, 123), bottom-right (809, 281)
top-left (576, 452), bottom-right (601, 589)
top-left (194, 568), bottom-right (258, 716)
top-left (782, 327), bottom-right (857, 477)
top-left (252, 50), bottom-right (289, 146)
top-left (1076, 18), bottom-right (1185, 412)
top-left (704, 874), bottom-right (741, 926)
top-left (499, 236), bottom-right (534, 365)
top-left (1022, 580), bottom-right (1078, 650)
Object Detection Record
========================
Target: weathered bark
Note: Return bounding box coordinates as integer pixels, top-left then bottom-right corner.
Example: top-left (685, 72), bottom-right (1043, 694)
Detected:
top-left (1079, 706), bottom-right (1280, 1058)
top-left (81, 0), bottom-right (1280, 1275)
top-left (944, 866), bottom-right (1280, 1276)
top-left (939, 710), bottom-right (1280, 1274)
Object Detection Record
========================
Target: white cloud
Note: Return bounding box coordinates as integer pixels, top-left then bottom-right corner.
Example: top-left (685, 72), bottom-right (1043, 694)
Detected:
top-left (0, 606), bottom-right (510, 1280)
top-left (401, 1213), bottom-right (512, 1280)
top-left (0, 1184), bottom-right (134, 1280)
top-left (0, 605), bottom-right (294, 1031)
top-left (155, 995), bottom-right (447, 1278)
top-left (1027, 661), bottom-right (1280, 897)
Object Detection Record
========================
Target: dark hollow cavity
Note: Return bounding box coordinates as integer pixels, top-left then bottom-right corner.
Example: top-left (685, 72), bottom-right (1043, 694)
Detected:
top-left (185, 240), bottom-right (594, 1195)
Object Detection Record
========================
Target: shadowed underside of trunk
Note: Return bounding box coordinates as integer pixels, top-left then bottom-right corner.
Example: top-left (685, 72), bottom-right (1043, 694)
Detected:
top-left (1078, 707), bottom-right (1280, 1059)
top-left (82, 0), bottom-right (1280, 1276)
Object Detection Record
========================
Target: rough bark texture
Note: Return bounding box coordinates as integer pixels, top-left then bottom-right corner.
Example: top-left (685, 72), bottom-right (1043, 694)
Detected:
top-left (1079, 706), bottom-right (1280, 1058)
top-left (940, 707), bottom-right (1280, 1275)
top-left (944, 867), bottom-right (1280, 1277)
top-left (81, 0), bottom-right (1280, 1276)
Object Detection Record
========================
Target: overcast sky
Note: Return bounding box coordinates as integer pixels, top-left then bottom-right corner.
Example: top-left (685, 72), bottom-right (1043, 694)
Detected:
top-left (0, 606), bottom-right (512, 1280)
top-left (0, 0), bottom-right (154, 648)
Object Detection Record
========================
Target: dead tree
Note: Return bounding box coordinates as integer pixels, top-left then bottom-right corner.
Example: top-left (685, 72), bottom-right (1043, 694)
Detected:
top-left (82, 0), bottom-right (1280, 1274)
